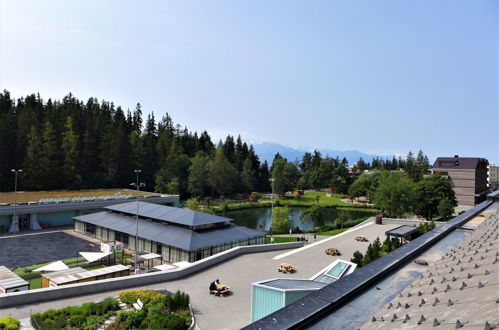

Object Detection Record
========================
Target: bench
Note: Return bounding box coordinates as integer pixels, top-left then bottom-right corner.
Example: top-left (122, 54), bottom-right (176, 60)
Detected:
top-left (133, 298), bottom-right (144, 310)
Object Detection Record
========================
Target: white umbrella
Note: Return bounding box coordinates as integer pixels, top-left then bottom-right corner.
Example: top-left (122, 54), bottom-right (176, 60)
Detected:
top-left (33, 260), bottom-right (69, 272)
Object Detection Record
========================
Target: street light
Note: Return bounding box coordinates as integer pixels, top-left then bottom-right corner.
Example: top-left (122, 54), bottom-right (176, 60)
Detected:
top-left (269, 178), bottom-right (275, 237)
top-left (130, 170), bottom-right (145, 274)
top-left (11, 169), bottom-right (22, 233)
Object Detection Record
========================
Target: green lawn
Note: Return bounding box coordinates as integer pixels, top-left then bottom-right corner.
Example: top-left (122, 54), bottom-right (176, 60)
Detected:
top-left (11, 252), bottom-right (132, 289)
top-left (265, 236), bottom-right (300, 244)
top-left (316, 227), bottom-right (350, 236)
top-left (260, 191), bottom-right (378, 211)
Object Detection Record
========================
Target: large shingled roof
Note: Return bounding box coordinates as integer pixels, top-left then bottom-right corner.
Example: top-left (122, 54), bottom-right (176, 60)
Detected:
top-left (105, 201), bottom-right (230, 227)
top-left (74, 210), bottom-right (264, 251)
top-left (363, 212), bottom-right (499, 329)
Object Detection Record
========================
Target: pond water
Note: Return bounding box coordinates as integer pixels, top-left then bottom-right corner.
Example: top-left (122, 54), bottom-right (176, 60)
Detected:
top-left (226, 207), bottom-right (376, 231)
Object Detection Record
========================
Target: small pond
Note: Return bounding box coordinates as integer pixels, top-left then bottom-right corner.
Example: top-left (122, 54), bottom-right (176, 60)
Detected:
top-left (226, 207), bottom-right (376, 231)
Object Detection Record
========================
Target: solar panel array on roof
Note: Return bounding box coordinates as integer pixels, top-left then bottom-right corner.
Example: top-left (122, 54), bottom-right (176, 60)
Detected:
top-left (105, 201), bottom-right (230, 226)
top-left (75, 211), bottom-right (264, 251)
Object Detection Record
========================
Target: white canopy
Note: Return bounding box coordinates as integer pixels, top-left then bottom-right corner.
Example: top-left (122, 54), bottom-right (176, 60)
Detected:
top-left (153, 264), bottom-right (176, 271)
top-left (79, 251), bottom-right (112, 263)
top-left (33, 260), bottom-right (69, 272)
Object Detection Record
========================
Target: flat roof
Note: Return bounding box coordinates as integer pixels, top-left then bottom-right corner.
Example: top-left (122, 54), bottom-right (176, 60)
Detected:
top-left (45, 265), bottom-right (130, 285)
top-left (75, 210), bottom-right (264, 251)
top-left (41, 267), bottom-right (86, 281)
top-left (105, 201), bottom-right (230, 226)
top-left (385, 225), bottom-right (420, 237)
top-left (0, 266), bottom-right (29, 289)
top-left (0, 189), bottom-right (161, 205)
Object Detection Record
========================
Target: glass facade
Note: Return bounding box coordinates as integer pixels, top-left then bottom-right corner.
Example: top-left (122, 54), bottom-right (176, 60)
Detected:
top-left (74, 220), bottom-right (265, 264)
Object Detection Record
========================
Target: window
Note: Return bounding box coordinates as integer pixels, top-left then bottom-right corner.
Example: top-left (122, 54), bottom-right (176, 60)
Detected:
top-left (326, 262), bottom-right (349, 279)
top-left (115, 231), bottom-right (129, 244)
top-left (85, 223), bottom-right (96, 237)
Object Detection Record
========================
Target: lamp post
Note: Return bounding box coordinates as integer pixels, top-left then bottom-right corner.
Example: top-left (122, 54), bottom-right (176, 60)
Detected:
top-left (269, 178), bottom-right (275, 237)
top-left (130, 170), bottom-right (145, 274)
top-left (11, 169), bottom-right (22, 233)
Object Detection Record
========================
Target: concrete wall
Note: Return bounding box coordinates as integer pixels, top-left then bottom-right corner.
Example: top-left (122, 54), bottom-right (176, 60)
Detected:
top-left (0, 242), bottom-right (303, 309)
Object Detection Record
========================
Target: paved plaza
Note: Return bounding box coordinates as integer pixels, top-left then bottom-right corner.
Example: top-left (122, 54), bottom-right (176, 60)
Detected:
top-left (1, 222), bottom-right (399, 329)
top-left (0, 231), bottom-right (93, 268)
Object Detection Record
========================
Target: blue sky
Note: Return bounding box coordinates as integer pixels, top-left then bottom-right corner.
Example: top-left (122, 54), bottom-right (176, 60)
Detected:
top-left (0, 0), bottom-right (497, 163)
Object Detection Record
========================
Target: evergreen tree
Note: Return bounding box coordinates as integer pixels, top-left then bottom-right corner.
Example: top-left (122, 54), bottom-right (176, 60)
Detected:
top-left (23, 125), bottom-right (44, 189)
top-left (241, 158), bottom-right (257, 193)
top-left (351, 251), bottom-right (364, 267)
top-left (61, 116), bottom-right (81, 188)
top-left (258, 161), bottom-right (271, 192)
top-left (40, 121), bottom-right (60, 189)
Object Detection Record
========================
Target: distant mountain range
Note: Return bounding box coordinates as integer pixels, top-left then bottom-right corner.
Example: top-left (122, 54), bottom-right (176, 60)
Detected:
top-left (251, 141), bottom-right (393, 165)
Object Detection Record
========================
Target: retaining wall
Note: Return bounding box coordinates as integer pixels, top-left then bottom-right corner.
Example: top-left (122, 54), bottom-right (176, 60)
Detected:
top-left (0, 242), bottom-right (302, 309)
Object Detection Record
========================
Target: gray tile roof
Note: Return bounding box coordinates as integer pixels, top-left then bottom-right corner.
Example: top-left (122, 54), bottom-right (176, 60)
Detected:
top-left (364, 211), bottom-right (499, 329)
top-left (74, 211), bottom-right (264, 251)
top-left (105, 201), bottom-right (231, 227)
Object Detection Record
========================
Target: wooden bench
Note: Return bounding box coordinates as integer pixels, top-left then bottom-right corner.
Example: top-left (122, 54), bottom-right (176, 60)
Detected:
top-left (277, 263), bottom-right (295, 273)
top-left (133, 298), bottom-right (144, 310)
top-left (210, 283), bottom-right (231, 296)
top-left (325, 248), bottom-right (342, 256)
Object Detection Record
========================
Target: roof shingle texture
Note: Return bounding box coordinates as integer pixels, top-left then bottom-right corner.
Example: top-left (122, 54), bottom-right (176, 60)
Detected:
top-left (363, 212), bottom-right (499, 329)
top-left (105, 201), bottom-right (231, 226)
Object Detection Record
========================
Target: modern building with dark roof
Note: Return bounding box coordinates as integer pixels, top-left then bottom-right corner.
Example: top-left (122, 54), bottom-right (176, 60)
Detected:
top-left (74, 202), bottom-right (265, 263)
top-left (432, 156), bottom-right (489, 206)
top-left (0, 189), bottom-right (179, 234)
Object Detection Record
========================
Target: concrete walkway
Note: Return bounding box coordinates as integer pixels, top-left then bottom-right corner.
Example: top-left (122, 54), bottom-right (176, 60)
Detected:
top-left (1, 222), bottom-right (399, 330)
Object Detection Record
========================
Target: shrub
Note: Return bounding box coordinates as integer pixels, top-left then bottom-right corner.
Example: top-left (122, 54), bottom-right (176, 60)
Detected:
top-left (0, 317), bottom-right (20, 330)
top-left (144, 314), bottom-right (187, 330)
top-left (163, 314), bottom-right (188, 330)
top-left (125, 310), bottom-right (146, 328)
top-left (68, 315), bottom-right (86, 327)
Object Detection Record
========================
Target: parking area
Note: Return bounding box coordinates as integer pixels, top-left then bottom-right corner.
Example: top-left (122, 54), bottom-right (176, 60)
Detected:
top-left (2, 222), bottom-right (399, 329)
top-left (0, 231), bottom-right (93, 268)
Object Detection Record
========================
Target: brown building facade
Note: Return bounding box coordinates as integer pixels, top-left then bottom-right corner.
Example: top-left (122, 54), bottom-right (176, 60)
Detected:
top-left (432, 156), bottom-right (489, 206)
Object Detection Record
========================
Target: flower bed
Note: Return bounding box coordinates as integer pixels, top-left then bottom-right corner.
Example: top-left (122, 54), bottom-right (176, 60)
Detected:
top-left (30, 298), bottom-right (119, 330)
top-left (112, 290), bottom-right (191, 330)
